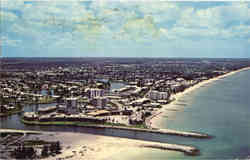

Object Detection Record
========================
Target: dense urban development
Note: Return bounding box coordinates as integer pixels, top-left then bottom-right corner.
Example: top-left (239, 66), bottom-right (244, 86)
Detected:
top-left (1, 57), bottom-right (250, 159)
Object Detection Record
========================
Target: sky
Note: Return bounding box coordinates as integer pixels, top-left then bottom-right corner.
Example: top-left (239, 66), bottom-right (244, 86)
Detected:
top-left (1, 0), bottom-right (250, 58)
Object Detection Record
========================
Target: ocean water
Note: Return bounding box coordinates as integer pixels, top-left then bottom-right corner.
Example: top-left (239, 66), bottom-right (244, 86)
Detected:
top-left (118, 69), bottom-right (250, 160)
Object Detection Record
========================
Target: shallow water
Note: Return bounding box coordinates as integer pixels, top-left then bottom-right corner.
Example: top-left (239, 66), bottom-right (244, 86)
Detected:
top-left (110, 82), bottom-right (126, 90)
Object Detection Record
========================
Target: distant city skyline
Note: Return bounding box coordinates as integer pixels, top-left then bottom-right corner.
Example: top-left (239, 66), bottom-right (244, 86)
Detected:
top-left (1, 1), bottom-right (250, 58)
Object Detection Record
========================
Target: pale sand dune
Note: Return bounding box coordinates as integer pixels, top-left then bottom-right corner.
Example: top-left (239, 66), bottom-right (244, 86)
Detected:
top-left (150, 67), bottom-right (250, 128)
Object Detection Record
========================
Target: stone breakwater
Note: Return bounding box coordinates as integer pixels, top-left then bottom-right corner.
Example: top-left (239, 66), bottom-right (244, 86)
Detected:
top-left (140, 143), bottom-right (200, 156)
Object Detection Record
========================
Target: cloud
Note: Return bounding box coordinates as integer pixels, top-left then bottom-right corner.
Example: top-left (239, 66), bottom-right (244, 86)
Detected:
top-left (1, 1), bottom-right (250, 57)
top-left (159, 28), bottom-right (177, 40)
top-left (1, 0), bottom-right (25, 10)
top-left (137, 2), bottom-right (180, 23)
top-left (176, 7), bottom-right (220, 28)
top-left (178, 2), bottom-right (250, 28)
top-left (0, 36), bottom-right (22, 47)
top-left (76, 19), bottom-right (111, 42)
top-left (121, 15), bottom-right (159, 42)
top-left (20, 1), bottom-right (91, 25)
top-left (169, 3), bottom-right (250, 40)
top-left (231, 24), bottom-right (250, 37)
top-left (0, 11), bottom-right (18, 22)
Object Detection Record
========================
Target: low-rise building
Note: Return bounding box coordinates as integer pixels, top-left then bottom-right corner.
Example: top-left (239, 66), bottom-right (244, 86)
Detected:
top-left (85, 88), bottom-right (105, 99)
top-left (148, 90), bottom-right (169, 100)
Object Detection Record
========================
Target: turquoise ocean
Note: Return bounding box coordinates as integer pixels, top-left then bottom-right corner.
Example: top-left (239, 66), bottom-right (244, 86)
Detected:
top-left (114, 69), bottom-right (250, 160)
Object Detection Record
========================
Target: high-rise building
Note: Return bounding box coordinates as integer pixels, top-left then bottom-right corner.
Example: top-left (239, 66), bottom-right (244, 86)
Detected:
top-left (66, 97), bottom-right (78, 114)
top-left (91, 97), bottom-right (107, 109)
top-left (148, 90), bottom-right (169, 100)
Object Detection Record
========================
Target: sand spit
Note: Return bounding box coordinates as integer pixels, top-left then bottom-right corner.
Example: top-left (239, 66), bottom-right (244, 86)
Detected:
top-left (0, 129), bottom-right (201, 159)
top-left (42, 132), bottom-right (199, 160)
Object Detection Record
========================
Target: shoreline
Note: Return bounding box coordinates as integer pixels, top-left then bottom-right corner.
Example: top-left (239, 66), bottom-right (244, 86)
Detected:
top-left (149, 67), bottom-right (250, 129)
top-left (48, 131), bottom-right (198, 160)
top-left (0, 129), bottom-right (200, 159)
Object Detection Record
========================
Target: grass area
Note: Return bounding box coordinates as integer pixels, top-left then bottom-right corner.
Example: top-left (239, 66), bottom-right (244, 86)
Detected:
top-left (38, 97), bottom-right (56, 104)
top-left (21, 118), bottom-right (147, 129)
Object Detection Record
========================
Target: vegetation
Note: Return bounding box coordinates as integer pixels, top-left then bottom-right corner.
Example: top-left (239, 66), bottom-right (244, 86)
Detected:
top-left (0, 132), bottom-right (23, 138)
top-left (50, 141), bottom-right (61, 154)
top-left (9, 140), bottom-right (62, 159)
top-left (11, 145), bottom-right (36, 159)
top-left (25, 96), bottom-right (56, 104)
top-left (41, 141), bottom-right (62, 157)
top-left (21, 118), bottom-right (147, 129)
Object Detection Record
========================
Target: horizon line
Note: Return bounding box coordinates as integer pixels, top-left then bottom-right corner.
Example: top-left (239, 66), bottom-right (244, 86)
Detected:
top-left (1, 57), bottom-right (250, 59)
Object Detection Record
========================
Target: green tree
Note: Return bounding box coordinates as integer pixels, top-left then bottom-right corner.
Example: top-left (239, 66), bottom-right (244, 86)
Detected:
top-left (50, 141), bottom-right (61, 154)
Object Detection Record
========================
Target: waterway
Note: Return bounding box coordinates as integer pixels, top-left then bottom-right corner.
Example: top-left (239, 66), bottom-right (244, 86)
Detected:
top-left (0, 103), bottom-right (203, 147)
top-left (110, 82), bottom-right (126, 90)
top-left (96, 78), bottom-right (126, 90)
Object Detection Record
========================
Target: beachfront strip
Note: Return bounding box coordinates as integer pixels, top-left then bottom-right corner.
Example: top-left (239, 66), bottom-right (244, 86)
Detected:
top-left (1, 58), bottom-right (250, 159)
top-left (0, 129), bottom-right (200, 159)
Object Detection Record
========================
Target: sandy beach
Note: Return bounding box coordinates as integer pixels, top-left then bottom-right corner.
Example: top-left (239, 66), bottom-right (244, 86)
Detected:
top-left (150, 67), bottom-right (250, 128)
top-left (38, 131), bottom-right (188, 160)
